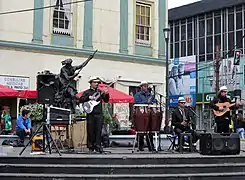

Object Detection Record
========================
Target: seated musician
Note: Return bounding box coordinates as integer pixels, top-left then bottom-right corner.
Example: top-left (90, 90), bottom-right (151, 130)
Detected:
top-left (172, 97), bottom-right (198, 149)
top-left (134, 81), bottom-right (157, 151)
top-left (210, 86), bottom-right (239, 134)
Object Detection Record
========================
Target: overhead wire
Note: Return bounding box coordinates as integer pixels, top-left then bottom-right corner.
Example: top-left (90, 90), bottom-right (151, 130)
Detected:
top-left (0, 0), bottom-right (92, 16)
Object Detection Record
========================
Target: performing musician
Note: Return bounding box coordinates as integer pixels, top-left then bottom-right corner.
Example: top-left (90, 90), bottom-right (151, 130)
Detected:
top-left (80, 77), bottom-right (110, 153)
top-left (134, 81), bottom-right (157, 151)
top-left (172, 97), bottom-right (198, 149)
top-left (210, 86), bottom-right (239, 133)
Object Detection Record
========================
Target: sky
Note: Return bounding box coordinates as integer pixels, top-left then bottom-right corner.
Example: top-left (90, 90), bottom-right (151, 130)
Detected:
top-left (168, 0), bottom-right (201, 9)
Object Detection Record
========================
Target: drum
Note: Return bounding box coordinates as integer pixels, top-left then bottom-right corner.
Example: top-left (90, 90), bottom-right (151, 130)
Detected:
top-left (149, 104), bottom-right (162, 131)
top-left (133, 104), bottom-right (150, 132)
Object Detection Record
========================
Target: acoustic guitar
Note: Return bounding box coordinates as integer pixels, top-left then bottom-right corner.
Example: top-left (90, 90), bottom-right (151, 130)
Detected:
top-left (213, 102), bottom-right (236, 117)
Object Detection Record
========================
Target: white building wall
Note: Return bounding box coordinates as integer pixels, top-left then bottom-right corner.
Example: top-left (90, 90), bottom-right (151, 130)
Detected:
top-left (128, 1), bottom-right (134, 55)
top-left (43, 0), bottom-right (53, 45)
top-left (0, 1), bottom-right (34, 43)
top-left (93, 0), bottom-right (120, 53)
top-left (0, 49), bottom-right (165, 93)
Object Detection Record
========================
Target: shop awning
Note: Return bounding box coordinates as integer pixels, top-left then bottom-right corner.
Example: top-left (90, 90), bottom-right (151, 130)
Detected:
top-left (0, 84), bottom-right (19, 97)
top-left (18, 90), bottom-right (37, 99)
top-left (77, 84), bottom-right (134, 103)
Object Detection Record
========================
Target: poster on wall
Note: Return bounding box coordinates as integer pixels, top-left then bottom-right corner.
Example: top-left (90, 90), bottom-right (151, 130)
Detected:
top-left (0, 75), bottom-right (30, 90)
top-left (218, 57), bottom-right (241, 91)
top-left (168, 55), bottom-right (197, 107)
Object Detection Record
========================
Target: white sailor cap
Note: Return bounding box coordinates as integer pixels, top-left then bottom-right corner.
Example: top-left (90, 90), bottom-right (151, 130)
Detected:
top-left (88, 76), bottom-right (100, 83)
top-left (140, 81), bottom-right (148, 86)
top-left (219, 86), bottom-right (228, 92)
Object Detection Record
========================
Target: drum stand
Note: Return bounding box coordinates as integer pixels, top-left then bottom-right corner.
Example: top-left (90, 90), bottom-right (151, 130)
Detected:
top-left (132, 131), bottom-right (154, 153)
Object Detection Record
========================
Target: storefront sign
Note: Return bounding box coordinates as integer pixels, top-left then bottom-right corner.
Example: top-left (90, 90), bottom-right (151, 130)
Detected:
top-left (196, 91), bottom-right (233, 103)
top-left (0, 75), bottom-right (29, 90)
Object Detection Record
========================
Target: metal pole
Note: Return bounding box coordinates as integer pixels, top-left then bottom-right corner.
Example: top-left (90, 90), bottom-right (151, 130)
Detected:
top-left (215, 45), bottom-right (220, 92)
top-left (202, 78), bottom-right (205, 130)
top-left (165, 38), bottom-right (169, 126)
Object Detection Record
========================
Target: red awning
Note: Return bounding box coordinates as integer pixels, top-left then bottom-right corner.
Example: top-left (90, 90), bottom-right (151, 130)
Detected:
top-left (0, 84), bottom-right (19, 97)
top-left (77, 84), bottom-right (134, 103)
top-left (18, 90), bottom-right (37, 99)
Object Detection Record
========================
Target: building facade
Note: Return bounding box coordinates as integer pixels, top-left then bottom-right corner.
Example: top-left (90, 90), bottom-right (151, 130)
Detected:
top-left (169, 0), bottom-right (245, 130)
top-left (0, 0), bottom-right (167, 127)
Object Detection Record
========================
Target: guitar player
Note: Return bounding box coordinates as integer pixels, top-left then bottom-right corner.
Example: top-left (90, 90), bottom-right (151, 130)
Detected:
top-left (80, 76), bottom-right (109, 153)
top-left (210, 86), bottom-right (239, 134)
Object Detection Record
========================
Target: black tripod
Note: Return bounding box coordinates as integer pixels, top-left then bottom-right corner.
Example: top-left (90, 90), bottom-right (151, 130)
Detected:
top-left (19, 105), bottom-right (61, 156)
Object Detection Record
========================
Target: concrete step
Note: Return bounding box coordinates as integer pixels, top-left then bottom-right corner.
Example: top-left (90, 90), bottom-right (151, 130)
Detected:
top-left (1, 163), bottom-right (245, 174)
top-left (1, 155), bottom-right (245, 165)
top-left (1, 172), bottom-right (245, 180)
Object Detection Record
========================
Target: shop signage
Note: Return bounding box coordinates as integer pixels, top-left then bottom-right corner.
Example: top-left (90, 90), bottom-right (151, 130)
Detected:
top-left (196, 91), bottom-right (233, 103)
top-left (0, 75), bottom-right (29, 90)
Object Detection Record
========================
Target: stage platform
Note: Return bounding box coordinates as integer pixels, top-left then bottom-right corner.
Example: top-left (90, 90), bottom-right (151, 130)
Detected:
top-left (0, 146), bottom-right (245, 180)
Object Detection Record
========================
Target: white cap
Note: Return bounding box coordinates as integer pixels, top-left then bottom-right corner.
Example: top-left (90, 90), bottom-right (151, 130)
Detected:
top-left (178, 97), bottom-right (186, 103)
top-left (140, 81), bottom-right (148, 86)
top-left (219, 86), bottom-right (228, 92)
top-left (88, 76), bottom-right (100, 83)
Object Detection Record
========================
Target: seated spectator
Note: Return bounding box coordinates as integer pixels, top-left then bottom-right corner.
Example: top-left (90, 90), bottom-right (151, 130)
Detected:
top-left (1, 107), bottom-right (12, 135)
top-left (16, 109), bottom-right (32, 146)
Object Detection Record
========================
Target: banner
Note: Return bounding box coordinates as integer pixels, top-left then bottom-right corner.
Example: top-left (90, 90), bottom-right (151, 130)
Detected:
top-left (0, 75), bottom-right (29, 90)
top-left (168, 56), bottom-right (196, 107)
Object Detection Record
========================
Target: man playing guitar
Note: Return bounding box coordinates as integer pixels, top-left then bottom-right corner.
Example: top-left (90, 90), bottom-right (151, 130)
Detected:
top-left (210, 86), bottom-right (239, 133)
top-left (80, 76), bottom-right (109, 153)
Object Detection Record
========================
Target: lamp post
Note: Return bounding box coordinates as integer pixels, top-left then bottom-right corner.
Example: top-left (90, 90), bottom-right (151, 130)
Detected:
top-left (163, 27), bottom-right (170, 126)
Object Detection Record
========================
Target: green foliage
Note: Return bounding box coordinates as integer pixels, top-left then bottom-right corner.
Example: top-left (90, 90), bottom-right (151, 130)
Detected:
top-left (20, 103), bottom-right (43, 122)
top-left (102, 104), bottom-right (113, 125)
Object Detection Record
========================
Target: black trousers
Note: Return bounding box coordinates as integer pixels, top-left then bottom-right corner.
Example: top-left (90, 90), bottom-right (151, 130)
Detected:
top-left (87, 114), bottom-right (103, 149)
top-left (174, 127), bottom-right (199, 144)
top-left (138, 133), bottom-right (154, 151)
top-left (16, 129), bottom-right (32, 143)
top-left (216, 120), bottom-right (230, 133)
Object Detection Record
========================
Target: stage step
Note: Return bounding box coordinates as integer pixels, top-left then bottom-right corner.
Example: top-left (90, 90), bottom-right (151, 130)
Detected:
top-left (1, 155), bottom-right (245, 165)
top-left (1, 154), bottom-right (245, 179)
top-left (1, 172), bottom-right (245, 180)
top-left (0, 163), bottom-right (245, 175)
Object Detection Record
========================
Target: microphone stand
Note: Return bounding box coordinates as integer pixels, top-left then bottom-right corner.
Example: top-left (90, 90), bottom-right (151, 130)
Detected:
top-left (152, 90), bottom-right (171, 152)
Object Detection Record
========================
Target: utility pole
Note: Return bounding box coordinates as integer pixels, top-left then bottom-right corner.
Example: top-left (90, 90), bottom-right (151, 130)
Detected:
top-left (215, 44), bottom-right (221, 92)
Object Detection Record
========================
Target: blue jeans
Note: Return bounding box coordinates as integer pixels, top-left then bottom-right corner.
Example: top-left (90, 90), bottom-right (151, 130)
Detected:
top-left (236, 128), bottom-right (245, 139)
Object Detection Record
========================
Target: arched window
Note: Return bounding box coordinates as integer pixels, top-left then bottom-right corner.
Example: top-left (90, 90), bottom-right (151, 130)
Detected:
top-left (53, 0), bottom-right (72, 35)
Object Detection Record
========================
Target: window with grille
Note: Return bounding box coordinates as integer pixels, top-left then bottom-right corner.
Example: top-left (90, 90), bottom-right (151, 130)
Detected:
top-left (136, 2), bottom-right (151, 45)
top-left (53, 0), bottom-right (72, 35)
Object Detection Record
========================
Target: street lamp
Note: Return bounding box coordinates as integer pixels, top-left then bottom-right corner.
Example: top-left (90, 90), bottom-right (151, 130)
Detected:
top-left (163, 27), bottom-right (170, 126)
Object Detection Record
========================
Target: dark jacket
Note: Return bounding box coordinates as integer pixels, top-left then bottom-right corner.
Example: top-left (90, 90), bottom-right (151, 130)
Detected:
top-left (209, 94), bottom-right (234, 119)
top-left (80, 88), bottom-right (109, 115)
top-left (172, 107), bottom-right (191, 130)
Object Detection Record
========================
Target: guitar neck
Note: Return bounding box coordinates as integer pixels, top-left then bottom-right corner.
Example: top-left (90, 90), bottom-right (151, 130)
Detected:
top-left (94, 79), bottom-right (118, 101)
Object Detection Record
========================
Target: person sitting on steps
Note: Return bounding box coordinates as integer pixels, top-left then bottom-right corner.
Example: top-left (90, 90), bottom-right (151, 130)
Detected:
top-left (16, 109), bottom-right (32, 147)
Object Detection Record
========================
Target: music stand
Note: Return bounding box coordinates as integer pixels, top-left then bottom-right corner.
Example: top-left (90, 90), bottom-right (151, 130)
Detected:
top-left (19, 104), bottom-right (61, 156)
